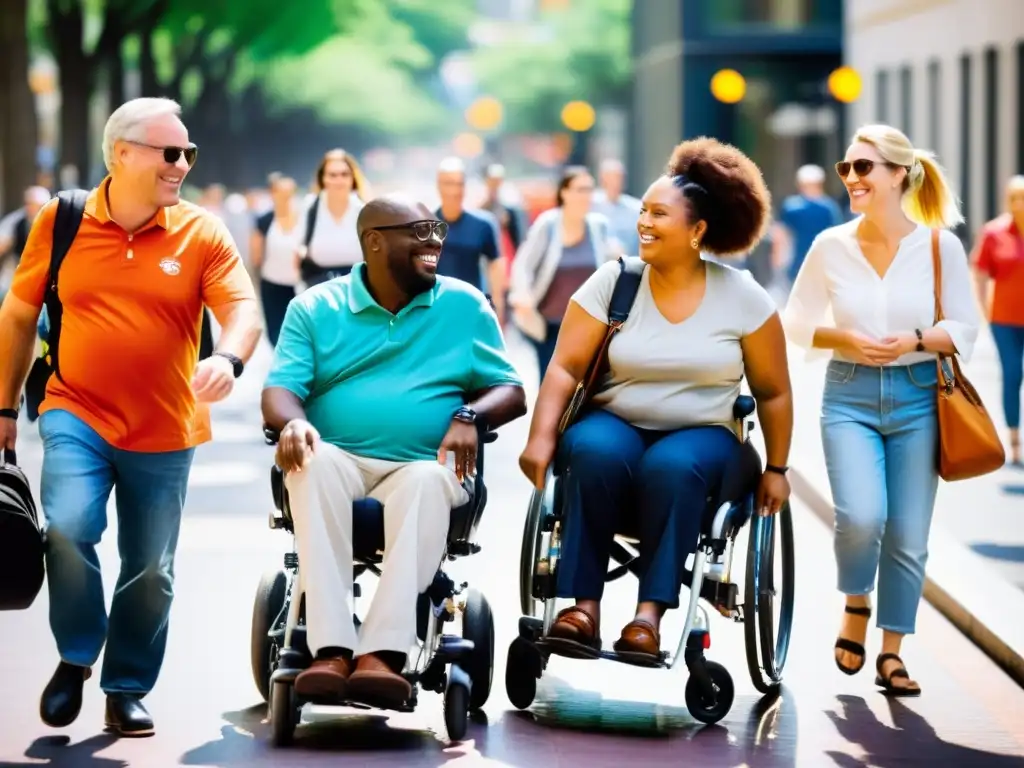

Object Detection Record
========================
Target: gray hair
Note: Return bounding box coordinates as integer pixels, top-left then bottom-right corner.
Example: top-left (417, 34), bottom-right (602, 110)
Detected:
top-left (102, 97), bottom-right (183, 171)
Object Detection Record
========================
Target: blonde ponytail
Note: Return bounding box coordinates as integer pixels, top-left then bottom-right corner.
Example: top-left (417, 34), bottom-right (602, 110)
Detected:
top-left (903, 149), bottom-right (964, 229)
top-left (851, 124), bottom-right (964, 229)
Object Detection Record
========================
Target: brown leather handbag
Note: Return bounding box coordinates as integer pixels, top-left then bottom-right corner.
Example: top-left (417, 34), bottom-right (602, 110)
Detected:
top-left (930, 230), bottom-right (1006, 481)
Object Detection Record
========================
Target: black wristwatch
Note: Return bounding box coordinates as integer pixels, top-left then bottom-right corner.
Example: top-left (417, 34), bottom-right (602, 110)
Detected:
top-left (453, 406), bottom-right (478, 426)
top-left (914, 328), bottom-right (925, 352)
top-left (0, 408), bottom-right (18, 421)
top-left (214, 351), bottom-right (244, 378)
top-left (765, 464), bottom-right (789, 476)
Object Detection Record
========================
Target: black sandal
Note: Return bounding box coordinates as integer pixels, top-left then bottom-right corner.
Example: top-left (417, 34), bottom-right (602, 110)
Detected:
top-left (875, 653), bottom-right (921, 697)
top-left (834, 605), bottom-right (871, 675)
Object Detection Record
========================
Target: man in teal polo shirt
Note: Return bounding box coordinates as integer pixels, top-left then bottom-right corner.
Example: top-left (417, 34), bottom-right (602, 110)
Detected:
top-left (262, 195), bottom-right (526, 708)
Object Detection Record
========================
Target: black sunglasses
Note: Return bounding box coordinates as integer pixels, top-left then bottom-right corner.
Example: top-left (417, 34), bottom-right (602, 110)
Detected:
top-left (373, 220), bottom-right (448, 242)
top-left (835, 158), bottom-right (905, 179)
top-left (127, 141), bottom-right (198, 168)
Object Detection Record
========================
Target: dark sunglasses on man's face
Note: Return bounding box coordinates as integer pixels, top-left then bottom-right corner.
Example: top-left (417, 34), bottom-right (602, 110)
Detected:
top-left (373, 220), bottom-right (448, 242)
top-left (127, 140), bottom-right (198, 168)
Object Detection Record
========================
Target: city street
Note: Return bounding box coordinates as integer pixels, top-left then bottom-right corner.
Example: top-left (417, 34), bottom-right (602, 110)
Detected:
top-left (1, 335), bottom-right (1023, 767)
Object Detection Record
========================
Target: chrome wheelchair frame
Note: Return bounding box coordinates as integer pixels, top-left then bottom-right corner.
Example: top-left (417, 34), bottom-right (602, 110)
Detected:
top-left (251, 424), bottom-right (498, 746)
top-left (506, 395), bottom-right (795, 725)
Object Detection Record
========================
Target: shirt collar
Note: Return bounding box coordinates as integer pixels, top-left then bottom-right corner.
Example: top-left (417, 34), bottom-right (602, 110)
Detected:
top-left (347, 263), bottom-right (438, 315)
top-left (85, 175), bottom-right (170, 231)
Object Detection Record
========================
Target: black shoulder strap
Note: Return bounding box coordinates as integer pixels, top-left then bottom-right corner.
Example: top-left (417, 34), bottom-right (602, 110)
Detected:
top-left (44, 189), bottom-right (88, 382)
top-left (303, 197), bottom-right (319, 248)
top-left (607, 256), bottom-right (646, 325)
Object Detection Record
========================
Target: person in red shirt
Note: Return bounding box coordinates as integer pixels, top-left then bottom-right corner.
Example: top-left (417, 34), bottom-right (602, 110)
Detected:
top-left (972, 175), bottom-right (1024, 466)
top-left (0, 97), bottom-right (261, 735)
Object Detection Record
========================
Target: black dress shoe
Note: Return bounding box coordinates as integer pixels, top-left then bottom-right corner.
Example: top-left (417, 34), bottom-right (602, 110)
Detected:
top-left (40, 662), bottom-right (92, 728)
top-left (105, 694), bottom-right (154, 737)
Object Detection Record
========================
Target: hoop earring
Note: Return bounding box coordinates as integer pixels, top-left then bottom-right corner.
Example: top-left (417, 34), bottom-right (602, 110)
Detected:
top-left (691, 238), bottom-right (700, 250)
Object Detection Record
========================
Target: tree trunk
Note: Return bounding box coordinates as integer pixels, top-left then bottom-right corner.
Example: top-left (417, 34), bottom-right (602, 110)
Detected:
top-left (0, 0), bottom-right (39, 209)
top-left (108, 44), bottom-right (125, 112)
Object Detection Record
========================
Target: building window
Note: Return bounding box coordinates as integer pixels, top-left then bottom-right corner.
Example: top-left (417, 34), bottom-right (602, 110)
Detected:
top-left (899, 65), bottom-right (913, 139)
top-left (959, 54), bottom-right (972, 236)
top-left (876, 69), bottom-right (889, 123)
top-left (984, 47), bottom-right (998, 221)
top-left (927, 60), bottom-right (941, 152)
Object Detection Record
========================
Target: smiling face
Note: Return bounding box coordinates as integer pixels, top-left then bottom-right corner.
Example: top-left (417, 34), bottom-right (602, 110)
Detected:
top-left (637, 176), bottom-right (706, 265)
top-left (371, 204), bottom-right (446, 296)
top-left (114, 112), bottom-right (192, 208)
top-left (839, 140), bottom-right (907, 216)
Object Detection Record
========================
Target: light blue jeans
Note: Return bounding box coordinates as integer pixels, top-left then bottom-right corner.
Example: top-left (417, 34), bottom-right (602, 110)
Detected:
top-left (820, 360), bottom-right (940, 635)
top-left (39, 409), bottom-right (194, 695)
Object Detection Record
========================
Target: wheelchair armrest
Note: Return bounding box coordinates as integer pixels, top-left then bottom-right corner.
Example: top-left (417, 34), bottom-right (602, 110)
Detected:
top-left (263, 423), bottom-right (281, 446)
top-left (733, 395), bottom-right (756, 420)
top-left (481, 430), bottom-right (498, 444)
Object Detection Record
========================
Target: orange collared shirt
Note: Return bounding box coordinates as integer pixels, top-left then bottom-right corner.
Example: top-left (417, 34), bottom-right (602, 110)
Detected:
top-left (10, 177), bottom-right (257, 452)
top-left (972, 213), bottom-right (1024, 327)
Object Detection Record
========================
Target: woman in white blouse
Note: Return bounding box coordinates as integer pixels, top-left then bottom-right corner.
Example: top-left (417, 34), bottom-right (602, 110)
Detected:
top-left (296, 148), bottom-right (369, 288)
top-left (783, 124), bottom-right (979, 697)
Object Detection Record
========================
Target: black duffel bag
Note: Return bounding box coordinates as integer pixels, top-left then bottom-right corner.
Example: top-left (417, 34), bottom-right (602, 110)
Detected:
top-left (0, 448), bottom-right (45, 611)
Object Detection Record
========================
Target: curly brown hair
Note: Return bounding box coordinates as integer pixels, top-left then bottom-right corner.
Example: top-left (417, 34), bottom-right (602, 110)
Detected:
top-left (665, 137), bottom-right (771, 255)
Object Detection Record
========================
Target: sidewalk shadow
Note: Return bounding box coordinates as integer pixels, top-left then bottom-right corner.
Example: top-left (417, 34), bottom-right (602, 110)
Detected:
top-left (0, 734), bottom-right (124, 768)
top-left (969, 543), bottom-right (1024, 563)
top-left (178, 703), bottom-right (460, 766)
top-left (511, 674), bottom-right (797, 767)
top-left (824, 694), bottom-right (1023, 766)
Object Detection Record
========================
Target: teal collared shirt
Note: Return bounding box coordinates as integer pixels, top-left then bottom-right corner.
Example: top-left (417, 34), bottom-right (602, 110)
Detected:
top-left (264, 265), bottom-right (523, 462)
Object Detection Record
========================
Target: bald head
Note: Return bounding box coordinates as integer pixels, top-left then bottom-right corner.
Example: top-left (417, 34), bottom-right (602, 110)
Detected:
top-left (356, 194), bottom-right (432, 239)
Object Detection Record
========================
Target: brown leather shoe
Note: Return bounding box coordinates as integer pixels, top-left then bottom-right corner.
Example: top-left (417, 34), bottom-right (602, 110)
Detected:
top-left (541, 606), bottom-right (602, 659)
top-left (294, 656), bottom-right (352, 699)
top-left (613, 619), bottom-right (662, 662)
top-left (346, 654), bottom-right (413, 709)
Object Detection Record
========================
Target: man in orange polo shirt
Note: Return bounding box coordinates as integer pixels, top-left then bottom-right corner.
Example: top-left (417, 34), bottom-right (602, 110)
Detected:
top-left (0, 97), bottom-right (261, 736)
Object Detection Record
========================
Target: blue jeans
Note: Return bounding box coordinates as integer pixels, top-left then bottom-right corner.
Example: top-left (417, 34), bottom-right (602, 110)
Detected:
top-left (259, 279), bottom-right (297, 348)
top-left (555, 409), bottom-right (741, 608)
top-left (529, 320), bottom-right (561, 381)
top-left (990, 323), bottom-right (1024, 429)
top-left (38, 410), bottom-right (194, 695)
top-left (820, 361), bottom-right (939, 634)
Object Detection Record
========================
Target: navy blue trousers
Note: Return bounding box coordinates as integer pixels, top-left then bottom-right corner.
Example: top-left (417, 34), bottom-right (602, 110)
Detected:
top-left (555, 409), bottom-right (740, 609)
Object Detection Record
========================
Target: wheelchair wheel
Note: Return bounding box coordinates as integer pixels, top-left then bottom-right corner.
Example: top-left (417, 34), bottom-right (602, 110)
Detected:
top-left (743, 500), bottom-right (795, 694)
top-left (519, 468), bottom-right (553, 616)
top-left (270, 680), bottom-right (299, 747)
top-left (444, 679), bottom-right (470, 742)
top-left (251, 569), bottom-right (288, 702)
top-left (504, 637), bottom-right (540, 710)
top-left (685, 660), bottom-right (734, 725)
top-left (461, 589), bottom-right (494, 710)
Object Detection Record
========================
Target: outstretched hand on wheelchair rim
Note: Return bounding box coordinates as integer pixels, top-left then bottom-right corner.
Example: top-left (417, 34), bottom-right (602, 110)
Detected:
top-left (438, 420), bottom-right (478, 481)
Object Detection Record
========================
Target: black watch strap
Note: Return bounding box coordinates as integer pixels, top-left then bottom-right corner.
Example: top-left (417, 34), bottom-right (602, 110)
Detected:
top-left (765, 464), bottom-right (789, 475)
top-left (214, 351), bottom-right (244, 378)
top-left (914, 328), bottom-right (924, 352)
top-left (0, 408), bottom-right (18, 421)
top-left (453, 406), bottom-right (477, 424)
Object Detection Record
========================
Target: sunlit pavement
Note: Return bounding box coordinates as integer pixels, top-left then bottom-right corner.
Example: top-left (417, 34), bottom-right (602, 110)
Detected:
top-left (1, 334), bottom-right (1022, 766)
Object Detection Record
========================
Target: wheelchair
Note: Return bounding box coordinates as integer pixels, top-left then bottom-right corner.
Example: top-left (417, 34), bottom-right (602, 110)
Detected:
top-left (506, 395), bottom-right (795, 725)
top-left (250, 424), bottom-right (498, 746)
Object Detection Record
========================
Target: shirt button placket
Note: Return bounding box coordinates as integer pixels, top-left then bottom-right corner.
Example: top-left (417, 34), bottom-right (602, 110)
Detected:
top-left (126, 233), bottom-right (134, 261)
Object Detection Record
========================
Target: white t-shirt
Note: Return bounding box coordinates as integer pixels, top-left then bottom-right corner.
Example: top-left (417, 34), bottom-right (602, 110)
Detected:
top-left (781, 219), bottom-right (980, 365)
top-left (303, 194), bottom-right (364, 268)
top-left (572, 259), bottom-right (777, 431)
top-left (261, 217), bottom-right (302, 286)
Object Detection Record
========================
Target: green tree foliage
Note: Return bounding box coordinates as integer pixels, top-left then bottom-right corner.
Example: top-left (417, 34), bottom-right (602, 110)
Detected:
top-left (468, 0), bottom-right (632, 134)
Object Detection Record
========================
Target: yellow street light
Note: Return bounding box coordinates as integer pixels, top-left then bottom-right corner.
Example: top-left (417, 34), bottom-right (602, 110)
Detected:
top-left (710, 69), bottom-right (746, 104)
top-left (453, 132), bottom-right (485, 158)
top-left (561, 100), bottom-right (596, 132)
top-left (828, 66), bottom-right (863, 103)
top-left (465, 96), bottom-right (503, 132)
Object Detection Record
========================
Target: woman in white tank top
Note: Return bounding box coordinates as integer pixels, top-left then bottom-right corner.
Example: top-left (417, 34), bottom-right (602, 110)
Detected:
top-left (251, 176), bottom-right (301, 347)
